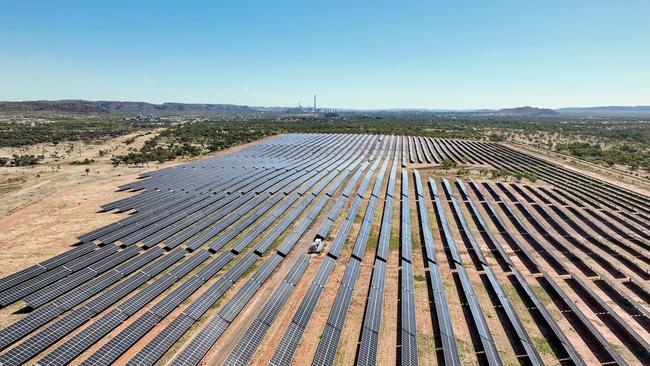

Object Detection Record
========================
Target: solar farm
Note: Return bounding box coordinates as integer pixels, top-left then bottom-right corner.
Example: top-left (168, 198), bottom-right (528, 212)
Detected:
top-left (0, 133), bottom-right (649, 366)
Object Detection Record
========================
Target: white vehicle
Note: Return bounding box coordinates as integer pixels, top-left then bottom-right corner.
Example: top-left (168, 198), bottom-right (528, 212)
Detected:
top-left (308, 237), bottom-right (325, 254)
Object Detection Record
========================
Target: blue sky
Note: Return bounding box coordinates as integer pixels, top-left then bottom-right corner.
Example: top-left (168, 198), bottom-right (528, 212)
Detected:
top-left (1, 0), bottom-right (648, 109)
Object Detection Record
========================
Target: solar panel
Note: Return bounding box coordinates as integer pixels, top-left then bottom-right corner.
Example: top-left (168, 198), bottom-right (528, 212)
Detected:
top-left (401, 329), bottom-right (418, 366)
top-left (269, 322), bottom-right (303, 366)
top-left (218, 281), bottom-right (259, 323)
top-left (8, 134), bottom-right (649, 366)
top-left (166, 317), bottom-right (229, 366)
top-left (126, 314), bottom-right (195, 366)
top-left (251, 253), bottom-right (283, 284)
top-left (116, 274), bottom-right (176, 315)
top-left (80, 311), bottom-right (160, 366)
top-left (151, 276), bottom-right (203, 318)
top-left (36, 309), bottom-right (128, 366)
top-left (0, 266), bottom-right (70, 307)
top-left (312, 324), bottom-right (340, 366)
top-left (0, 306), bottom-right (93, 365)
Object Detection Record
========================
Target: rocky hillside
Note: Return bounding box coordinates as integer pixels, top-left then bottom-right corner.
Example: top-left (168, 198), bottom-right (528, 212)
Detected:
top-left (0, 100), bottom-right (257, 114)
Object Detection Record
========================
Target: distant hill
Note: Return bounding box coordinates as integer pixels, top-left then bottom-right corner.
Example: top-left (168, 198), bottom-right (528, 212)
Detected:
top-left (493, 106), bottom-right (559, 116)
top-left (557, 106), bottom-right (650, 115)
top-left (468, 106), bottom-right (558, 116)
top-left (2, 100), bottom-right (649, 117)
top-left (0, 100), bottom-right (257, 114)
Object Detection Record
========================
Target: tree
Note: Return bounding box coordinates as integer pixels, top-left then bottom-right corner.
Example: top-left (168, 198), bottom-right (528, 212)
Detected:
top-left (457, 167), bottom-right (470, 177)
top-left (441, 158), bottom-right (456, 172)
top-left (85, 167), bottom-right (90, 176)
top-left (11, 154), bottom-right (41, 166)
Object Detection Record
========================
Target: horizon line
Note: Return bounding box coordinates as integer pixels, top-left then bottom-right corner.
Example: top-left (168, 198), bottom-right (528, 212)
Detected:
top-left (1, 99), bottom-right (650, 111)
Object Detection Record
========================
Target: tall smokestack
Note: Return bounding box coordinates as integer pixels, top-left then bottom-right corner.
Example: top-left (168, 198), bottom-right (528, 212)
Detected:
top-left (313, 94), bottom-right (317, 112)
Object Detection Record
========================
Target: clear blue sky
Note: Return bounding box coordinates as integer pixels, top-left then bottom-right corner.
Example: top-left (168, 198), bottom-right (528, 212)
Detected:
top-left (1, 0), bottom-right (648, 109)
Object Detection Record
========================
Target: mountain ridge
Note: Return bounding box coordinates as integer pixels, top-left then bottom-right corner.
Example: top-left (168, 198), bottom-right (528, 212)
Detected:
top-left (0, 100), bottom-right (256, 113)
top-left (0, 100), bottom-right (649, 116)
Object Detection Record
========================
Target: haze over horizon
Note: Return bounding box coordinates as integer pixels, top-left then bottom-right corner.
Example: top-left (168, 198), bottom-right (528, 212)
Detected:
top-left (1, 0), bottom-right (648, 109)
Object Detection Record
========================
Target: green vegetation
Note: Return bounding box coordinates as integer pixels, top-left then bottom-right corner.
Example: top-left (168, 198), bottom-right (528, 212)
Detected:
top-left (0, 154), bottom-right (43, 167)
top-left (487, 169), bottom-right (538, 182)
top-left (110, 121), bottom-right (275, 166)
top-left (0, 117), bottom-right (165, 148)
top-left (555, 142), bottom-right (650, 171)
top-left (531, 285), bottom-right (551, 304)
top-left (533, 337), bottom-right (556, 356)
top-left (160, 116), bottom-right (649, 173)
top-left (70, 158), bottom-right (95, 165)
top-left (2, 112), bottom-right (648, 173)
top-left (111, 143), bottom-right (202, 166)
top-left (441, 158), bottom-right (456, 171)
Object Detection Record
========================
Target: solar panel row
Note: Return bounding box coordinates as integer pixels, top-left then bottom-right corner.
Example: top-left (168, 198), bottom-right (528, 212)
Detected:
top-left (35, 248), bottom-right (211, 366)
top-left (397, 168), bottom-right (419, 366)
top-left (432, 177), bottom-right (501, 366)
top-left (357, 136), bottom-right (399, 366)
top-left (447, 179), bottom-right (543, 365)
top-left (1, 133), bottom-right (648, 366)
top-left (268, 139), bottom-right (382, 365)
top-left (122, 137), bottom-right (373, 366)
top-left (464, 179), bottom-right (589, 365)
top-left (489, 181), bottom-right (650, 362)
